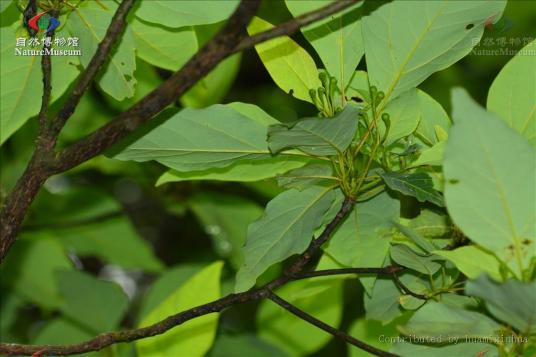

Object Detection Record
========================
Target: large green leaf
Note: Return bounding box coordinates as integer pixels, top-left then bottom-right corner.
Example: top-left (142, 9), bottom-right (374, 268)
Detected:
top-left (444, 89), bottom-right (535, 278)
top-left (131, 18), bottom-right (197, 71)
top-left (487, 39), bottom-right (536, 145)
top-left (381, 171), bottom-right (444, 207)
top-left (380, 89), bottom-right (421, 146)
top-left (349, 314), bottom-right (410, 357)
top-left (136, 262), bottom-right (223, 357)
top-left (364, 277), bottom-right (403, 324)
top-left (362, 0), bottom-right (507, 105)
top-left (235, 186), bottom-right (335, 292)
top-left (257, 278), bottom-right (344, 356)
top-left (268, 104), bottom-right (359, 156)
top-left (390, 244), bottom-right (442, 275)
top-left (0, 238), bottom-right (73, 310)
top-left (0, 23), bottom-right (80, 144)
top-left (209, 334), bottom-right (287, 357)
top-left (189, 193), bottom-right (263, 269)
top-left (325, 192), bottom-right (399, 294)
top-left (415, 89), bottom-right (451, 146)
top-left (466, 275), bottom-right (536, 334)
top-left (398, 301), bottom-right (502, 340)
top-left (285, 1), bottom-right (364, 89)
top-left (68, 0), bottom-right (136, 100)
top-left (157, 157), bottom-right (309, 185)
top-left (136, 0), bottom-right (239, 27)
top-left (434, 246), bottom-right (502, 281)
top-left (56, 270), bottom-right (129, 333)
top-left (391, 341), bottom-right (497, 357)
top-left (248, 17), bottom-right (321, 103)
top-left (276, 162), bottom-right (336, 191)
top-left (0, 0), bottom-right (12, 13)
top-left (115, 103), bottom-right (304, 171)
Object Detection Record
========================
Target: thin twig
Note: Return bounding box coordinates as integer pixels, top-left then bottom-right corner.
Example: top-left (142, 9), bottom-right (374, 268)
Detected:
top-left (48, 0), bottom-right (135, 138)
top-left (268, 292), bottom-right (400, 357)
top-left (290, 266), bottom-right (404, 280)
top-left (0, 197), bottom-right (356, 356)
top-left (22, 211), bottom-right (123, 231)
top-left (233, 0), bottom-right (359, 52)
top-left (391, 271), bottom-right (428, 300)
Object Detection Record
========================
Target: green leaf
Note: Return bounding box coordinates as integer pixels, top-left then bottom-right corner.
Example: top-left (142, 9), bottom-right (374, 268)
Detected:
top-left (381, 171), bottom-right (444, 207)
top-left (285, 1), bottom-right (364, 88)
top-left (434, 246), bottom-right (502, 281)
top-left (68, 0), bottom-right (136, 100)
top-left (136, 262), bottom-right (223, 357)
top-left (115, 103), bottom-right (300, 171)
top-left (138, 264), bottom-right (202, 319)
top-left (362, 0), bottom-right (507, 104)
top-left (157, 157), bottom-right (309, 186)
top-left (56, 270), bottom-right (129, 332)
top-left (411, 141), bottom-right (445, 167)
top-left (325, 192), bottom-right (399, 294)
top-left (189, 194), bottom-right (263, 269)
top-left (268, 103), bottom-right (360, 156)
top-left (258, 278), bottom-right (344, 356)
top-left (1, 23), bottom-right (80, 144)
top-left (0, 238), bottom-right (73, 310)
top-left (398, 301), bottom-right (502, 340)
top-left (131, 18), bottom-right (197, 71)
top-left (444, 89), bottom-right (535, 278)
top-left (0, 0), bottom-right (12, 13)
top-left (349, 314), bottom-right (410, 357)
top-left (276, 162), bottom-right (337, 191)
top-left (392, 341), bottom-right (497, 357)
top-left (136, 0), bottom-right (239, 27)
top-left (380, 89), bottom-right (421, 146)
top-left (364, 277), bottom-right (403, 324)
top-left (248, 17), bottom-right (321, 103)
top-left (390, 244), bottom-right (442, 275)
top-left (466, 275), bottom-right (536, 334)
top-left (487, 39), bottom-right (536, 145)
top-left (393, 222), bottom-right (437, 253)
top-left (235, 186), bottom-right (335, 292)
top-left (209, 334), bottom-right (288, 357)
top-left (415, 89), bottom-right (451, 146)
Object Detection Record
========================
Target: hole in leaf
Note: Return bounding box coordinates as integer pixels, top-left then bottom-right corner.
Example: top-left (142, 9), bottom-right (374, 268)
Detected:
top-left (121, 61), bottom-right (125, 66)
top-left (448, 179), bottom-right (460, 184)
top-left (466, 24), bottom-right (474, 30)
top-left (289, 89), bottom-right (294, 96)
top-left (125, 74), bottom-right (132, 82)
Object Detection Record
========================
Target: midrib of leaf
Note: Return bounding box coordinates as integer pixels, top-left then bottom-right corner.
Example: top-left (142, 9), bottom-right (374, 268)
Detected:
top-left (380, 2), bottom-right (448, 112)
top-left (476, 128), bottom-right (524, 275)
top-left (299, 125), bottom-right (343, 152)
top-left (520, 105), bottom-right (535, 135)
top-left (75, 7), bottom-right (131, 93)
top-left (133, 28), bottom-right (189, 65)
top-left (248, 186), bottom-right (333, 272)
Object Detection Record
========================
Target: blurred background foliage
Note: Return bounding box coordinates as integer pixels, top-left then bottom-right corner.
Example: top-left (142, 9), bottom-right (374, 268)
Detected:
top-left (0, 0), bottom-right (534, 356)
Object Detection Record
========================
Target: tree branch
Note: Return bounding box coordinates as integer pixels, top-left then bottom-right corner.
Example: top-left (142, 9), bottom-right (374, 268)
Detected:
top-left (268, 292), bottom-right (399, 357)
top-left (48, 0), bottom-right (135, 139)
top-left (0, 0), bottom-right (136, 262)
top-left (0, 197), bottom-right (356, 356)
top-left (0, 0), bottom-right (360, 262)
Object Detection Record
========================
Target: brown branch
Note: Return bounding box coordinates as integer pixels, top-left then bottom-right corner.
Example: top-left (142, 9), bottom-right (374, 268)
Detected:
top-left (233, 0), bottom-right (358, 53)
top-left (268, 292), bottom-right (400, 357)
top-left (48, 0), bottom-right (135, 139)
top-left (0, 0), bottom-right (360, 262)
top-left (0, 0), bottom-right (136, 262)
top-left (0, 197), bottom-right (355, 356)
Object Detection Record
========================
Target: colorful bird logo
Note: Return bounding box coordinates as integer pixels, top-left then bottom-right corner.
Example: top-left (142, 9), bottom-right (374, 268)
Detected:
top-left (27, 12), bottom-right (60, 35)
